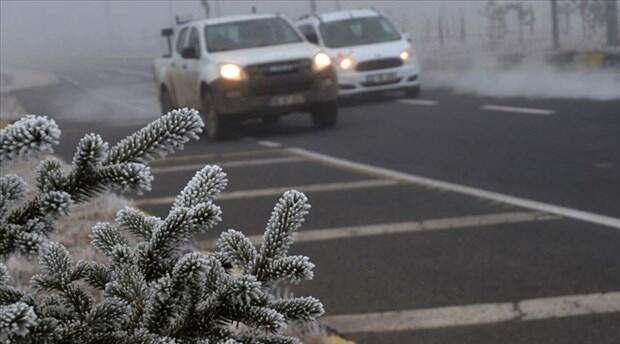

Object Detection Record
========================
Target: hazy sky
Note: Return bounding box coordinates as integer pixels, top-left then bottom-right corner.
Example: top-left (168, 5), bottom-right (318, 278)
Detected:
top-left (1, 0), bottom-right (557, 66)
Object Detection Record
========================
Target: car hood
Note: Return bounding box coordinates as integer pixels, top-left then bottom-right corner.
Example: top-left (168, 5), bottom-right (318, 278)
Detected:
top-left (326, 39), bottom-right (410, 62)
top-left (210, 42), bottom-right (320, 66)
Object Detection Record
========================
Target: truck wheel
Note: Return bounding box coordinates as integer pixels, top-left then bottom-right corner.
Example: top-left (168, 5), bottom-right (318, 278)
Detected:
top-left (202, 89), bottom-right (227, 140)
top-left (404, 86), bottom-right (421, 98)
top-left (160, 88), bottom-right (173, 114)
top-left (262, 115), bottom-right (280, 128)
top-left (311, 101), bottom-right (338, 129)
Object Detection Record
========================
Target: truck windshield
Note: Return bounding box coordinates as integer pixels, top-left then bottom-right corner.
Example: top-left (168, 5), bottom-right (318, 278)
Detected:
top-left (319, 16), bottom-right (401, 48)
top-left (205, 17), bottom-right (302, 52)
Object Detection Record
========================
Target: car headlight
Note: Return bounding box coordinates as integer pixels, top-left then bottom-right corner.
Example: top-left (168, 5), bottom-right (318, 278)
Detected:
top-left (313, 52), bottom-right (331, 71)
top-left (400, 50), bottom-right (410, 61)
top-left (339, 57), bottom-right (354, 70)
top-left (220, 63), bottom-right (246, 81)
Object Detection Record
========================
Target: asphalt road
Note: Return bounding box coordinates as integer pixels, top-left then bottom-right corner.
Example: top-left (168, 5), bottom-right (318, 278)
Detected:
top-left (10, 58), bottom-right (620, 343)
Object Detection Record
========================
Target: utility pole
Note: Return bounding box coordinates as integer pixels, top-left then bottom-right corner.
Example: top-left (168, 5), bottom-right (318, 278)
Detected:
top-left (607, 0), bottom-right (619, 46)
top-left (310, 0), bottom-right (317, 14)
top-left (551, 0), bottom-right (560, 49)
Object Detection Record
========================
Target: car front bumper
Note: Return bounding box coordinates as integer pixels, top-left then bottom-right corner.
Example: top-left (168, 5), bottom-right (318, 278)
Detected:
top-left (210, 67), bottom-right (338, 118)
top-left (336, 61), bottom-right (420, 96)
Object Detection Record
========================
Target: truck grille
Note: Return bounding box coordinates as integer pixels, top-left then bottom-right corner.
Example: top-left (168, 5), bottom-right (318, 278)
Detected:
top-left (246, 59), bottom-right (314, 96)
top-left (356, 58), bottom-right (403, 71)
top-left (246, 59), bottom-right (312, 77)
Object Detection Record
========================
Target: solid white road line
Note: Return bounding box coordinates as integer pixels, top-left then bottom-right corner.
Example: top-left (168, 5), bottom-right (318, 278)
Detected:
top-left (105, 67), bottom-right (153, 78)
top-left (288, 147), bottom-right (620, 230)
top-left (257, 140), bottom-right (282, 148)
top-left (481, 105), bottom-right (555, 115)
top-left (151, 157), bottom-right (304, 174)
top-left (323, 291), bottom-right (620, 334)
top-left (133, 179), bottom-right (398, 206)
top-left (198, 211), bottom-right (557, 249)
top-left (61, 76), bottom-right (152, 116)
top-left (398, 99), bottom-right (438, 106)
top-left (151, 149), bottom-right (285, 164)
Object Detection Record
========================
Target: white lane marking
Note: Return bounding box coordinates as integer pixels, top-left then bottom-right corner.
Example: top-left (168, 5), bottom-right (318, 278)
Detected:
top-left (151, 157), bottom-right (304, 174)
top-left (105, 67), bottom-right (153, 78)
top-left (151, 149), bottom-right (286, 164)
top-left (133, 179), bottom-right (397, 206)
top-left (198, 212), bottom-right (557, 249)
top-left (257, 140), bottom-right (282, 148)
top-left (288, 147), bottom-right (620, 230)
top-left (481, 105), bottom-right (555, 115)
top-left (398, 99), bottom-right (438, 106)
top-left (61, 76), bottom-right (152, 116)
top-left (323, 291), bottom-right (620, 334)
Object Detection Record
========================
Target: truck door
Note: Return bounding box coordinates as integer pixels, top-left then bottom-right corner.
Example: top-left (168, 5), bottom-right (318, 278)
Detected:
top-left (171, 27), bottom-right (189, 106)
top-left (181, 27), bottom-right (203, 109)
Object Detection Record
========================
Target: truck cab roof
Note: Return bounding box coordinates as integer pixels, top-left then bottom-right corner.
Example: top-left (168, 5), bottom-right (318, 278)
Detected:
top-left (180, 13), bottom-right (278, 28)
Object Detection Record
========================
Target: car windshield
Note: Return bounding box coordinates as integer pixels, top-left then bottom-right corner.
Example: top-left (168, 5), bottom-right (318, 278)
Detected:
top-left (319, 16), bottom-right (401, 48)
top-left (205, 17), bottom-right (303, 52)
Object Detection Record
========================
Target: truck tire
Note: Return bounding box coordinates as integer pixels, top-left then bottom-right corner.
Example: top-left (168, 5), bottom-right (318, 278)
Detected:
top-left (262, 115), bottom-right (280, 128)
top-left (404, 85), bottom-right (420, 98)
top-left (160, 88), bottom-right (173, 114)
top-left (201, 89), bottom-right (227, 140)
top-left (311, 101), bottom-right (338, 129)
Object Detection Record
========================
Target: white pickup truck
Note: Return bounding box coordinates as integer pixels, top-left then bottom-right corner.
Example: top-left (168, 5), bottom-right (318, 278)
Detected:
top-left (153, 14), bottom-right (339, 139)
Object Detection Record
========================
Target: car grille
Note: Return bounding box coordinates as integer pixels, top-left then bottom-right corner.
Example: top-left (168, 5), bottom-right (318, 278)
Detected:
top-left (361, 77), bottom-right (402, 87)
top-left (356, 57), bottom-right (403, 71)
top-left (246, 59), bottom-right (314, 96)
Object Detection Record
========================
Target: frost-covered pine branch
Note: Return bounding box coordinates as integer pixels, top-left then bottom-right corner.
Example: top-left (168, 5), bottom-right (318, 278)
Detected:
top-left (0, 115), bottom-right (60, 166)
top-left (0, 108), bottom-right (203, 257)
top-left (1, 108), bottom-right (323, 343)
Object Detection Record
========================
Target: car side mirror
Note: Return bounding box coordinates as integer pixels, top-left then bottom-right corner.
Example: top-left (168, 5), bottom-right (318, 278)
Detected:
top-left (181, 46), bottom-right (198, 59)
top-left (402, 33), bottom-right (413, 44)
top-left (304, 32), bottom-right (319, 45)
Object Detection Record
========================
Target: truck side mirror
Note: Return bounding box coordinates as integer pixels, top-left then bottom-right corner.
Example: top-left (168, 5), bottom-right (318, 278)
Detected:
top-left (181, 47), bottom-right (198, 59)
top-left (304, 32), bottom-right (319, 45)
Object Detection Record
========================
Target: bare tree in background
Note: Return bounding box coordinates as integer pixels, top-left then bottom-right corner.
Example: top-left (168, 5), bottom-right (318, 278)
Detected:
top-left (200, 0), bottom-right (210, 18)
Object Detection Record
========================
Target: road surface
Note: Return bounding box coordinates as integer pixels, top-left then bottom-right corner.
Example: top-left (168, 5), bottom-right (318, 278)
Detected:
top-left (11, 58), bottom-right (620, 343)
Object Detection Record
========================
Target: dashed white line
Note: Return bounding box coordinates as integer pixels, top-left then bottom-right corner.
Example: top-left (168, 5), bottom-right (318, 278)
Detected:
top-left (257, 140), bottom-right (282, 148)
top-left (398, 99), bottom-right (438, 106)
top-left (151, 157), bottom-right (304, 174)
top-left (481, 105), bottom-right (555, 116)
top-left (323, 291), bottom-right (620, 334)
top-left (198, 211), bottom-right (557, 249)
top-left (288, 147), bottom-right (620, 230)
top-left (133, 179), bottom-right (397, 206)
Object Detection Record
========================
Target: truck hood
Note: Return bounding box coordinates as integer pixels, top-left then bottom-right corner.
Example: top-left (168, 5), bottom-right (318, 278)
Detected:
top-left (326, 39), bottom-right (410, 63)
top-left (210, 42), bottom-right (321, 66)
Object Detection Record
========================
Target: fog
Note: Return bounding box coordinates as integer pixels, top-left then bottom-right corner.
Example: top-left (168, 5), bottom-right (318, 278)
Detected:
top-left (1, 0), bottom-right (619, 101)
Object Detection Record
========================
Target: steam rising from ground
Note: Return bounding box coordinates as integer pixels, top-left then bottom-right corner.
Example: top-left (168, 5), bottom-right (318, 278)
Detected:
top-left (424, 55), bottom-right (620, 101)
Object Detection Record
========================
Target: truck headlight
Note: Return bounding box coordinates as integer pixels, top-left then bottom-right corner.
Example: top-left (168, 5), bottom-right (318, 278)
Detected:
top-left (313, 52), bottom-right (331, 71)
top-left (400, 51), bottom-right (410, 61)
top-left (220, 64), bottom-right (246, 81)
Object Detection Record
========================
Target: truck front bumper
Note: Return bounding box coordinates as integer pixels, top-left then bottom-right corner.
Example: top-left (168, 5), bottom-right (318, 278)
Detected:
top-left (210, 68), bottom-right (338, 118)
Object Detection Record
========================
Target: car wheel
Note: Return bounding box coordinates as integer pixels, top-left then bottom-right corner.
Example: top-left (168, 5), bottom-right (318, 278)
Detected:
top-left (311, 101), bottom-right (338, 129)
top-left (201, 89), bottom-right (227, 140)
top-left (160, 88), bottom-right (173, 114)
top-left (404, 86), bottom-right (421, 98)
